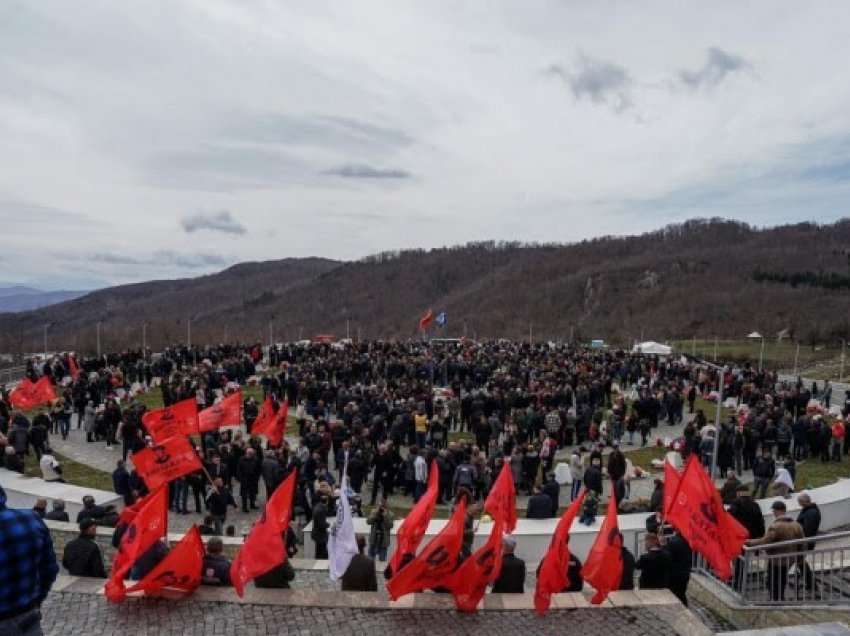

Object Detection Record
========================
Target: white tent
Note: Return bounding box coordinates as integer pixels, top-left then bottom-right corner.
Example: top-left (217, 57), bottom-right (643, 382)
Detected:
top-left (747, 331), bottom-right (763, 339)
top-left (632, 341), bottom-right (673, 356)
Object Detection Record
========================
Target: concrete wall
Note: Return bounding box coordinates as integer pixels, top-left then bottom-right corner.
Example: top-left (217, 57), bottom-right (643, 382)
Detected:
top-left (0, 467), bottom-right (122, 517)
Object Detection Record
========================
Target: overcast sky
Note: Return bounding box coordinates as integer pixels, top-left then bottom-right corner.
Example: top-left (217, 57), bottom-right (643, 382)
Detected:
top-left (3, 1), bottom-right (850, 290)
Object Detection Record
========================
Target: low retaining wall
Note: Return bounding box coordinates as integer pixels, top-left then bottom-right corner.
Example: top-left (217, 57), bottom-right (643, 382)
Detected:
top-left (0, 467), bottom-right (122, 517)
top-left (689, 573), bottom-right (850, 631)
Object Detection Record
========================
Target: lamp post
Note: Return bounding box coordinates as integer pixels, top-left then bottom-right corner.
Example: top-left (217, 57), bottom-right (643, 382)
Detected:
top-left (759, 336), bottom-right (765, 373)
top-left (43, 323), bottom-right (48, 359)
top-left (840, 339), bottom-right (846, 381)
top-left (96, 321), bottom-right (102, 358)
top-left (142, 322), bottom-right (147, 359)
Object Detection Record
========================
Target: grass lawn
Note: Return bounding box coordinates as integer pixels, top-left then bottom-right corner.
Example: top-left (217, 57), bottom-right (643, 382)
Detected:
top-left (795, 455), bottom-right (850, 490)
top-left (23, 451), bottom-right (114, 492)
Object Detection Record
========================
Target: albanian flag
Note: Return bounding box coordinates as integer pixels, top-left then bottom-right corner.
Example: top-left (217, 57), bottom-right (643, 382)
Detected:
top-left (125, 525), bottom-right (204, 598)
top-left (665, 456), bottom-right (749, 581)
top-left (447, 517), bottom-right (504, 612)
top-left (388, 461), bottom-right (439, 575)
top-left (581, 483), bottom-right (623, 605)
top-left (105, 486), bottom-right (168, 602)
top-left (198, 391), bottom-right (242, 433)
top-left (68, 355), bottom-right (81, 381)
top-left (9, 376), bottom-right (56, 410)
top-left (132, 434), bottom-right (203, 491)
top-left (535, 489), bottom-right (587, 615)
top-left (484, 461), bottom-right (517, 533)
top-left (419, 309), bottom-right (434, 330)
top-left (142, 397), bottom-right (199, 441)
top-left (663, 459), bottom-right (681, 517)
top-left (252, 397), bottom-right (288, 447)
top-left (386, 497), bottom-right (466, 601)
top-left (230, 469), bottom-right (297, 597)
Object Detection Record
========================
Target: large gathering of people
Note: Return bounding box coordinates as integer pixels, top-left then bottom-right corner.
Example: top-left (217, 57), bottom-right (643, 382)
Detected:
top-left (0, 337), bottom-right (847, 631)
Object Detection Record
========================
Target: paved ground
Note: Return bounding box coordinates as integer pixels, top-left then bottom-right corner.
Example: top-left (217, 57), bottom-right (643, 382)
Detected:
top-left (40, 592), bottom-right (684, 636)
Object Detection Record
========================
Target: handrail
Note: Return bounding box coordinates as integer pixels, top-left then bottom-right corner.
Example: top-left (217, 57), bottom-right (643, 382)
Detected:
top-left (742, 530), bottom-right (850, 553)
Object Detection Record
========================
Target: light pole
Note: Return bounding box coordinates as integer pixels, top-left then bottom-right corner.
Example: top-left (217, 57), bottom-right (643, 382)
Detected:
top-left (759, 336), bottom-right (765, 373)
top-left (841, 339), bottom-right (846, 381)
top-left (96, 321), bottom-right (102, 358)
top-left (714, 336), bottom-right (718, 362)
top-left (43, 323), bottom-right (48, 359)
top-left (793, 342), bottom-right (800, 377)
top-left (142, 322), bottom-right (147, 358)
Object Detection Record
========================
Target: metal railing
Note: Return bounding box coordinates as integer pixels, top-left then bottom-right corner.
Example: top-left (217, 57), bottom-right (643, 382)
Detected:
top-left (693, 530), bottom-right (850, 606)
top-left (0, 365), bottom-right (27, 386)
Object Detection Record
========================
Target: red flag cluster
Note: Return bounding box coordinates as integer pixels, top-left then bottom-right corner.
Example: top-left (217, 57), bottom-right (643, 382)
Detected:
top-left (198, 391), bottom-right (242, 433)
top-left (125, 526), bottom-right (205, 598)
top-left (250, 397), bottom-right (288, 447)
top-left (534, 490), bottom-right (586, 614)
top-left (132, 435), bottom-right (203, 491)
top-left (664, 457), bottom-right (749, 580)
top-left (9, 376), bottom-right (56, 410)
top-left (142, 398), bottom-right (199, 441)
top-left (230, 469), bottom-right (297, 596)
top-left (388, 461), bottom-right (440, 575)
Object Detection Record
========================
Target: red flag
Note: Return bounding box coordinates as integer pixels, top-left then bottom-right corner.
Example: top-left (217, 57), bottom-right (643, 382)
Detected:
top-left (198, 391), bottom-right (242, 433)
top-left (388, 461), bottom-right (439, 575)
top-left (581, 484), bottom-right (623, 604)
top-left (419, 309), bottom-right (433, 330)
top-left (484, 461), bottom-right (517, 533)
top-left (117, 491), bottom-right (151, 526)
top-left (9, 376), bottom-right (56, 410)
top-left (105, 486), bottom-right (168, 602)
top-left (125, 525), bottom-right (204, 598)
top-left (663, 459), bottom-right (682, 517)
top-left (252, 398), bottom-right (288, 447)
top-left (68, 355), bottom-right (80, 381)
top-left (447, 517), bottom-right (504, 612)
top-left (386, 497), bottom-right (466, 600)
top-left (665, 456), bottom-right (749, 581)
top-left (230, 469), bottom-right (297, 597)
top-left (132, 435), bottom-right (203, 491)
top-left (535, 489), bottom-right (587, 615)
top-left (142, 398), bottom-right (199, 441)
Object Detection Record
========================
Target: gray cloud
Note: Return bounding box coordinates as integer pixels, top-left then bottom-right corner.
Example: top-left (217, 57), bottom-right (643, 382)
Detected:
top-left (548, 56), bottom-right (632, 112)
top-left (679, 47), bottom-right (750, 89)
top-left (181, 210), bottom-right (246, 235)
top-left (324, 164), bottom-right (412, 179)
top-left (86, 251), bottom-right (228, 269)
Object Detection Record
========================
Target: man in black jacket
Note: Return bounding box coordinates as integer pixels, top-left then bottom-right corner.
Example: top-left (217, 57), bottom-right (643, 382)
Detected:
top-left (45, 500), bottom-right (70, 522)
top-left (62, 519), bottom-right (106, 578)
top-left (796, 493), bottom-right (821, 590)
top-left (619, 542), bottom-right (637, 590)
top-left (341, 536), bottom-right (378, 591)
top-left (112, 460), bottom-right (132, 505)
top-left (202, 537), bottom-right (231, 586)
top-left (729, 484), bottom-right (766, 590)
top-left (492, 535), bottom-right (526, 593)
top-left (527, 487), bottom-right (555, 519)
top-left (665, 530), bottom-right (693, 606)
top-left (542, 474), bottom-right (561, 517)
top-left (237, 448), bottom-right (261, 513)
top-left (311, 496), bottom-right (330, 559)
top-left (636, 533), bottom-right (670, 590)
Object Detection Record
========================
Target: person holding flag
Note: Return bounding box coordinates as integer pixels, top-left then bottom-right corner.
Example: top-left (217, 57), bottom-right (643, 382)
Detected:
top-left (582, 482), bottom-right (627, 604)
top-left (328, 461), bottom-right (359, 583)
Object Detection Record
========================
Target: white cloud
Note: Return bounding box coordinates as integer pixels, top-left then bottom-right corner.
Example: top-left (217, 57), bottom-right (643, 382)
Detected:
top-left (2, 2), bottom-right (850, 286)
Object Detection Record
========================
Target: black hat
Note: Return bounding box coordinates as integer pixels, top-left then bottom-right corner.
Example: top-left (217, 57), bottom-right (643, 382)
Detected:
top-left (79, 518), bottom-right (97, 532)
top-left (770, 500), bottom-right (787, 511)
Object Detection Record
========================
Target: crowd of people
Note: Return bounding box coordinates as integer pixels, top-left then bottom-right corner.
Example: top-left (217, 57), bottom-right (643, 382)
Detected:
top-left (0, 338), bottom-right (847, 632)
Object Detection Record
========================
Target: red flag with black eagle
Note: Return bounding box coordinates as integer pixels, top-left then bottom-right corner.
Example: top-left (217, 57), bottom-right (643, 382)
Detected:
top-left (386, 497), bottom-right (466, 600)
top-left (447, 517), bottom-right (504, 612)
top-left (125, 525), bottom-right (204, 598)
top-left (534, 489), bottom-right (587, 614)
top-left (230, 469), bottom-right (297, 597)
top-left (665, 456), bottom-right (749, 580)
top-left (104, 486), bottom-right (168, 602)
top-left (9, 376), bottom-right (56, 410)
top-left (484, 461), bottom-right (517, 533)
top-left (131, 434), bottom-right (203, 491)
top-left (198, 391), bottom-right (242, 433)
top-left (388, 461), bottom-right (439, 576)
top-left (68, 355), bottom-right (80, 381)
top-left (142, 397), bottom-right (199, 441)
top-left (581, 483), bottom-right (623, 604)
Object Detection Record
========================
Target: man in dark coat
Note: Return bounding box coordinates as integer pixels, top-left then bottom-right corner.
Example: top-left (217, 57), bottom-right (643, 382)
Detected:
top-left (636, 533), bottom-right (670, 590)
top-left (201, 537), bottom-right (231, 586)
top-left (491, 535), bottom-right (526, 593)
top-left (728, 486), bottom-right (766, 540)
top-left (311, 496), bottom-right (330, 559)
top-left (112, 460), bottom-right (132, 505)
top-left (527, 487), bottom-right (555, 519)
top-left (541, 474), bottom-right (561, 517)
top-left (796, 493), bottom-right (821, 590)
top-left (236, 447), bottom-right (261, 513)
top-left (62, 519), bottom-right (106, 578)
top-left (341, 536), bottom-right (378, 591)
top-left (619, 542), bottom-right (637, 590)
top-left (665, 530), bottom-right (693, 606)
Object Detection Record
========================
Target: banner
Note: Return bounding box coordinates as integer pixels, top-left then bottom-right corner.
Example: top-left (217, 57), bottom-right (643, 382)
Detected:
top-left (132, 435), bottom-right (203, 491)
top-left (142, 398), bottom-right (199, 441)
top-left (198, 391), bottom-right (242, 433)
top-left (328, 473), bottom-right (359, 582)
top-left (125, 525), bottom-right (204, 598)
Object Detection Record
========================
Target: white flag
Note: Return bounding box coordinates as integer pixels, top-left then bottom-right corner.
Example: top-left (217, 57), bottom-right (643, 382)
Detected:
top-left (328, 473), bottom-right (359, 581)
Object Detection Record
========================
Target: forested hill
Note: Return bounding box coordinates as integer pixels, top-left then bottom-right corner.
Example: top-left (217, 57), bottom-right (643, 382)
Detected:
top-left (3, 218), bottom-right (850, 353)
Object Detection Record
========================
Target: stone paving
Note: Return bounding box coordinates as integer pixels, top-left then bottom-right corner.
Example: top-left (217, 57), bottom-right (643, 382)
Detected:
top-left (40, 591), bottom-right (685, 636)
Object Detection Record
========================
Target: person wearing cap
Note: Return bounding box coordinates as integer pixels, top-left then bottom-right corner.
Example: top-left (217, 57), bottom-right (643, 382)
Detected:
top-left (45, 500), bottom-right (70, 522)
top-left (746, 500), bottom-right (804, 601)
top-left (491, 535), bottom-right (526, 593)
top-left (76, 495), bottom-right (106, 524)
top-left (62, 518), bottom-right (106, 578)
top-left (796, 493), bottom-right (821, 591)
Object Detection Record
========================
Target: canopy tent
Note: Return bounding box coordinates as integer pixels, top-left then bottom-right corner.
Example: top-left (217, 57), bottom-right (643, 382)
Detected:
top-left (631, 341), bottom-right (672, 356)
top-left (746, 331), bottom-right (763, 339)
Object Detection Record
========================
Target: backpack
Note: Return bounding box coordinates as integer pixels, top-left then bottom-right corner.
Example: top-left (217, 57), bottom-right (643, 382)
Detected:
top-left (456, 465), bottom-right (474, 487)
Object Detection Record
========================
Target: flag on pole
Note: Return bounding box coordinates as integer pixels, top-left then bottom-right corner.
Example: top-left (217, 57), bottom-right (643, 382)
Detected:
top-left (328, 468), bottom-right (359, 582)
top-left (484, 461), bottom-right (517, 533)
top-left (68, 355), bottom-right (80, 381)
top-left (198, 391), bottom-right (242, 433)
top-left (252, 398), bottom-right (288, 447)
top-left (9, 376), bottom-right (56, 410)
top-left (435, 311), bottom-right (447, 327)
top-left (581, 483), bottom-right (623, 604)
top-left (447, 517), bottom-right (504, 612)
top-left (388, 461), bottom-right (439, 575)
top-left (131, 434), bottom-right (204, 491)
top-left (534, 489), bottom-right (586, 615)
top-left (142, 397), bottom-right (199, 441)
top-left (125, 525), bottom-right (204, 598)
top-left (419, 309), bottom-right (434, 330)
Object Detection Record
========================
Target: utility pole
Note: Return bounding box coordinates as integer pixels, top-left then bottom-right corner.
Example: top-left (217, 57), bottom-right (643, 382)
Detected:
top-left (269, 319), bottom-right (274, 348)
top-left (793, 342), bottom-right (800, 377)
top-left (187, 318), bottom-right (191, 348)
top-left (96, 321), bottom-right (102, 358)
top-left (346, 319), bottom-right (350, 340)
top-left (841, 339), bottom-right (846, 381)
top-left (759, 336), bottom-right (765, 373)
top-left (691, 336), bottom-right (696, 356)
top-left (142, 322), bottom-right (147, 358)
top-left (713, 336), bottom-right (718, 362)
top-left (43, 324), bottom-right (48, 359)
top-left (529, 322), bottom-right (533, 344)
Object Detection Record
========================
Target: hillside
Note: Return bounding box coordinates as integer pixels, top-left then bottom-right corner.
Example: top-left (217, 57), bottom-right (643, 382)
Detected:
top-left (0, 286), bottom-right (88, 312)
top-left (3, 219), bottom-right (850, 354)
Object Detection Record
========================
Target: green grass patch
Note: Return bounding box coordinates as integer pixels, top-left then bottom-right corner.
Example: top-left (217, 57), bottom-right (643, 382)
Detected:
top-left (23, 451), bottom-right (114, 492)
top-left (621, 444), bottom-right (667, 470)
top-left (795, 455), bottom-right (850, 490)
